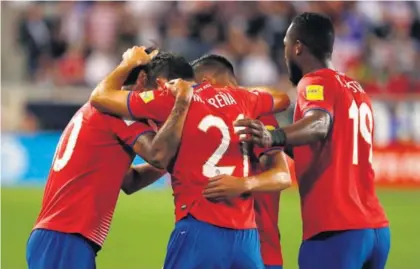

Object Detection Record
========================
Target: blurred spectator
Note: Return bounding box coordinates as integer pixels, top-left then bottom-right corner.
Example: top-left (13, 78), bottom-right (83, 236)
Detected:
top-left (6, 1), bottom-right (419, 92)
top-left (2, 0), bottom-right (419, 143)
top-left (240, 37), bottom-right (278, 86)
top-left (18, 2), bottom-right (53, 80)
top-left (54, 43), bottom-right (85, 86)
top-left (84, 47), bottom-right (117, 88)
top-left (86, 2), bottom-right (120, 52)
top-left (57, 1), bottom-right (88, 46)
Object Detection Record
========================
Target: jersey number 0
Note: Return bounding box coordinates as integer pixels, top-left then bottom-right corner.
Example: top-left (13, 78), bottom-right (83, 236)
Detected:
top-left (53, 113), bottom-right (83, 172)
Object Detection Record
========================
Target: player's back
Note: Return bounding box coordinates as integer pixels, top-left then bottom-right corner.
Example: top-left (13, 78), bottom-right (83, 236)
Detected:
top-left (171, 82), bottom-right (273, 229)
top-left (34, 103), bottom-right (150, 247)
top-left (294, 69), bottom-right (388, 239)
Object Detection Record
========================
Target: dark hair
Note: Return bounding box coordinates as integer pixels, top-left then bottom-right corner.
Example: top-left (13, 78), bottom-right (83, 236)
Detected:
top-left (190, 54), bottom-right (235, 75)
top-left (145, 52), bottom-right (194, 88)
top-left (291, 12), bottom-right (335, 60)
top-left (123, 65), bottom-right (146, 86)
top-left (122, 46), bottom-right (158, 86)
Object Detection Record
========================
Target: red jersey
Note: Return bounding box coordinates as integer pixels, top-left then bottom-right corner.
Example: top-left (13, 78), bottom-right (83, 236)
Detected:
top-left (34, 103), bottom-right (154, 247)
top-left (251, 115), bottom-right (283, 266)
top-left (252, 115), bottom-right (297, 266)
top-left (293, 68), bottom-right (389, 240)
top-left (127, 82), bottom-right (274, 229)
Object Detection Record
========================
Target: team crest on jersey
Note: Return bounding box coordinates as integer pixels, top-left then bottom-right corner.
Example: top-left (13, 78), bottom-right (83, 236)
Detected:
top-left (139, 91), bottom-right (155, 103)
top-left (305, 85), bottom-right (324, 101)
top-left (265, 125), bottom-right (276, 131)
top-left (123, 119), bottom-right (135, 126)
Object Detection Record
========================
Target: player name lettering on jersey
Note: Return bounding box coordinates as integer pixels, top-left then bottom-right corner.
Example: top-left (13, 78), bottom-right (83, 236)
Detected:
top-left (206, 92), bottom-right (237, 109)
top-left (192, 94), bottom-right (205, 104)
top-left (191, 91), bottom-right (238, 109)
top-left (346, 81), bottom-right (365, 93)
top-left (335, 74), bottom-right (365, 93)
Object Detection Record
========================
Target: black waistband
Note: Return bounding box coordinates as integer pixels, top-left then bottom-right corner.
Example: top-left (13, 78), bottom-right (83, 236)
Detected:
top-left (73, 233), bottom-right (101, 254)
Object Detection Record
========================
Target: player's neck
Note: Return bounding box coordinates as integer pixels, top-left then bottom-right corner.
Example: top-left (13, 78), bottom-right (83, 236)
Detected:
top-left (302, 58), bottom-right (335, 76)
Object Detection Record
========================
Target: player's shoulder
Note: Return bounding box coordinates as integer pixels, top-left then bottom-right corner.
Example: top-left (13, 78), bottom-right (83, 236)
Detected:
top-left (297, 69), bottom-right (341, 100)
top-left (85, 101), bottom-right (148, 130)
top-left (226, 86), bottom-right (262, 99)
top-left (299, 69), bottom-right (337, 88)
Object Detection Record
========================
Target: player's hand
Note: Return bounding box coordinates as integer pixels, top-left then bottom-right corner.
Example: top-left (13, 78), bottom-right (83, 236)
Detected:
top-left (203, 174), bottom-right (248, 201)
top-left (164, 79), bottom-right (195, 100)
top-left (122, 46), bottom-right (159, 68)
top-left (234, 119), bottom-right (273, 148)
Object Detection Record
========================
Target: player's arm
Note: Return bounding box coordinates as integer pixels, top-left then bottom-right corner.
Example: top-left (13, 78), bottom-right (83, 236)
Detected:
top-left (121, 163), bottom-right (166, 195)
top-left (203, 116), bottom-right (291, 200)
top-left (236, 77), bottom-right (333, 147)
top-left (242, 116), bottom-right (291, 192)
top-left (203, 151), bottom-right (291, 200)
top-left (247, 150), bottom-right (291, 192)
top-left (90, 46), bottom-right (158, 118)
top-left (256, 151), bottom-right (291, 190)
top-left (244, 86), bottom-right (291, 113)
top-left (130, 79), bottom-right (195, 169)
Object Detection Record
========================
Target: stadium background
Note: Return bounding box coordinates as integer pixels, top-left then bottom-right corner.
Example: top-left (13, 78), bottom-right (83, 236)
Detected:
top-left (1, 1), bottom-right (419, 269)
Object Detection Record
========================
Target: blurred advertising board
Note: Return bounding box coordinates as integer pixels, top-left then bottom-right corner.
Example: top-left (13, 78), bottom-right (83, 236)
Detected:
top-left (0, 133), bottom-right (170, 188)
top-left (1, 97), bottom-right (419, 188)
top-left (370, 96), bottom-right (420, 187)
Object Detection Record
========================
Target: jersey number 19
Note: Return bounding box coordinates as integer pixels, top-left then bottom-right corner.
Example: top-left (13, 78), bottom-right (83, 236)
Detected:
top-left (349, 101), bottom-right (373, 165)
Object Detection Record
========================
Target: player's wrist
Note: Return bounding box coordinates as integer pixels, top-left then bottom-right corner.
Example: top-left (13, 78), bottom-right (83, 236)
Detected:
top-left (176, 85), bottom-right (194, 101)
top-left (243, 176), bottom-right (258, 193)
top-left (269, 128), bottom-right (287, 147)
top-left (118, 62), bottom-right (137, 73)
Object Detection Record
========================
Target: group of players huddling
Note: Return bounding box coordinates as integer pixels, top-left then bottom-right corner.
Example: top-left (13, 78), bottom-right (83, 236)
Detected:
top-left (26, 12), bottom-right (390, 269)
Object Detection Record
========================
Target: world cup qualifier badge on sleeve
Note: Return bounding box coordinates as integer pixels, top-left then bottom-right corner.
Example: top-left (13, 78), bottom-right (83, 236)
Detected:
top-left (139, 91), bottom-right (155, 103)
top-left (305, 85), bottom-right (324, 101)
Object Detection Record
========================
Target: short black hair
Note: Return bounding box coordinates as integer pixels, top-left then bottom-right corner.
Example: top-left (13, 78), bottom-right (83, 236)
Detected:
top-left (190, 54), bottom-right (235, 75)
top-left (145, 52), bottom-right (194, 88)
top-left (122, 46), bottom-right (158, 86)
top-left (290, 12), bottom-right (335, 60)
top-left (123, 65), bottom-right (147, 86)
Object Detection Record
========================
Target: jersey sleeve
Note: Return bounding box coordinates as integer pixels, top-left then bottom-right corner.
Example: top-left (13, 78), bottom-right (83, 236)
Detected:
top-left (297, 75), bottom-right (336, 119)
top-left (245, 90), bottom-right (274, 118)
top-left (126, 90), bottom-right (174, 124)
top-left (253, 115), bottom-right (283, 158)
top-left (109, 118), bottom-right (155, 146)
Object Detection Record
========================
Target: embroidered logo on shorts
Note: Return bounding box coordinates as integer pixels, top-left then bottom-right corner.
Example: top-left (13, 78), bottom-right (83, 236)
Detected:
top-left (305, 85), bottom-right (324, 101)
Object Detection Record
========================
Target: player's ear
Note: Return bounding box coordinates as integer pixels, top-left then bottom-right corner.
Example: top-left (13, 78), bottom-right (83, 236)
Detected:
top-left (295, 40), bottom-right (303, 56)
top-left (203, 75), bottom-right (215, 84)
top-left (156, 77), bottom-right (168, 89)
top-left (136, 71), bottom-right (148, 89)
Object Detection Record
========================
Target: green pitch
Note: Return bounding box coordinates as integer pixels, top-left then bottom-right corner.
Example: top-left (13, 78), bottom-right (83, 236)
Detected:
top-left (2, 188), bottom-right (419, 269)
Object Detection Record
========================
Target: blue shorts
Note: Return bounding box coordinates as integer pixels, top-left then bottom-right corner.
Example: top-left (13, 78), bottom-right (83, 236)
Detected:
top-left (265, 265), bottom-right (283, 269)
top-left (299, 227), bottom-right (390, 269)
top-left (163, 215), bottom-right (264, 269)
top-left (26, 229), bottom-right (96, 269)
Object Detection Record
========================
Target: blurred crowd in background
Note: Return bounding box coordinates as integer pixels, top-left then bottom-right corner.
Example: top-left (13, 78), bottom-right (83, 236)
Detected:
top-left (6, 1), bottom-right (420, 92)
top-left (1, 1), bottom-right (420, 143)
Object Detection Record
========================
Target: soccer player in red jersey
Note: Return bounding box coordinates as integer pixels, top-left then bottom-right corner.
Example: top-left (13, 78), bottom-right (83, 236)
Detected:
top-left (26, 48), bottom-right (195, 269)
top-left (235, 13), bottom-right (390, 269)
top-left (121, 53), bottom-right (294, 269)
top-left (90, 48), bottom-right (291, 269)
top-left (190, 54), bottom-right (292, 269)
